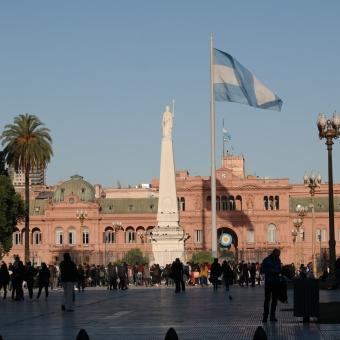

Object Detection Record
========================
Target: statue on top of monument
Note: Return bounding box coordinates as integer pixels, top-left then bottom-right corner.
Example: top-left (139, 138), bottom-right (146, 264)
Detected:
top-left (162, 105), bottom-right (173, 139)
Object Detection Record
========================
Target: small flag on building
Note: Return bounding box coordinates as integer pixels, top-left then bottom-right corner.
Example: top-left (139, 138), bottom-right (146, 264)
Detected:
top-left (213, 48), bottom-right (283, 111)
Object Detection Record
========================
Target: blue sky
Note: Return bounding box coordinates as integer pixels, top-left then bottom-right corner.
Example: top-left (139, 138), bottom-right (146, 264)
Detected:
top-left (1, 1), bottom-right (340, 187)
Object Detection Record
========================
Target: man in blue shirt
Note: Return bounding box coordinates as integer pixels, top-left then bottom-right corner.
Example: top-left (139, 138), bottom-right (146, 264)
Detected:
top-left (260, 248), bottom-right (282, 322)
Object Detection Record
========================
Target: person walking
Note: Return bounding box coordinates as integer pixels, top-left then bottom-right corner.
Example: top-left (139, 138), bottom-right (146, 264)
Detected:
top-left (0, 261), bottom-right (10, 299)
top-left (14, 261), bottom-right (25, 301)
top-left (49, 265), bottom-right (57, 290)
top-left (37, 263), bottom-right (50, 300)
top-left (118, 264), bottom-right (128, 290)
top-left (107, 262), bottom-right (118, 290)
top-left (25, 261), bottom-right (36, 300)
top-left (199, 263), bottom-right (209, 286)
top-left (143, 263), bottom-right (151, 287)
top-left (210, 258), bottom-right (222, 291)
top-left (250, 263), bottom-right (256, 287)
top-left (77, 265), bottom-right (85, 292)
top-left (59, 253), bottom-right (78, 311)
top-left (221, 260), bottom-right (234, 300)
top-left (171, 258), bottom-right (185, 293)
top-left (260, 248), bottom-right (282, 322)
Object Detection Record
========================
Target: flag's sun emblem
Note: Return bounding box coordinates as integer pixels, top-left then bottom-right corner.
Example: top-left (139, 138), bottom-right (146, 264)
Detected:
top-left (220, 233), bottom-right (232, 247)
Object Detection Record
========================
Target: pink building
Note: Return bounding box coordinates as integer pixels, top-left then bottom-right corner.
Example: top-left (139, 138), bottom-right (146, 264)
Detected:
top-left (5, 156), bottom-right (340, 267)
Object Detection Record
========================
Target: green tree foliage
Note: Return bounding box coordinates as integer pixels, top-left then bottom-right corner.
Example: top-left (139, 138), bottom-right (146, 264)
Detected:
top-left (1, 114), bottom-right (53, 262)
top-left (0, 151), bottom-right (8, 176)
top-left (190, 251), bottom-right (214, 265)
top-left (122, 248), bottom-right (148, 265)
top-left (0, 175), bottom-right (25, 259)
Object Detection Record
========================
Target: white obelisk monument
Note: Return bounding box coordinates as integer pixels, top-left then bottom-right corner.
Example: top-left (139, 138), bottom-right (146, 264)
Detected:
top-left (151, 106), bottom-right (185, 266)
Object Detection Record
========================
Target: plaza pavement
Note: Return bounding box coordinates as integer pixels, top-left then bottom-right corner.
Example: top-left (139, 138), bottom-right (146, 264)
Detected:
top-left (0, 285), bottom-right (340, 340)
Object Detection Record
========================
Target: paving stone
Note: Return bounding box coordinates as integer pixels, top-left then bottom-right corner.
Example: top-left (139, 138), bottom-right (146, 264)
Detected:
top-left (0, 286), bottom-right (339, 339)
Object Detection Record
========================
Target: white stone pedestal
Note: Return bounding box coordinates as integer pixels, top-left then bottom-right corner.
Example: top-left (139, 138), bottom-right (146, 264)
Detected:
top-left (151, 226), bottom-right (185, 266)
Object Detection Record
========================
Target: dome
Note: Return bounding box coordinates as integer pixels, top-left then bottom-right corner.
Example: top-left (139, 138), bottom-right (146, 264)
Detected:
top-left (53, 175), bottom-right (95, 203)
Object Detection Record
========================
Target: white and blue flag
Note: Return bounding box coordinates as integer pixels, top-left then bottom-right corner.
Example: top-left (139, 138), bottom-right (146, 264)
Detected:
top-left (213, 48), bottom-right (283, 111)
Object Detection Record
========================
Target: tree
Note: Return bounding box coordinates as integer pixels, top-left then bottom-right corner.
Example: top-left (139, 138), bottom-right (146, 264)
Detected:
top-left (0, 151), bottom-right (8, 176)
top-left (190, 251), bottom-right (214, 265)
top-left (1, 114), bottom-right (53, 262)
top-left (122, 248), bottom-right (148, 265)
top-left (0, 175), bottom-right (25, 259)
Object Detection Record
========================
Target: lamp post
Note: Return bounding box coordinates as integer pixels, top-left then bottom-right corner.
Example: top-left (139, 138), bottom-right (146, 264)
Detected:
top-left (291, 227), bottom-right (298, 265)
top-left (318, 233), bottom-right (323, 272)
top-left (112, 221), bottom-right (123, 234)
top-left (112, 221), bottom-right (123, 259)
top-left (104, 232), bottom-right (108, 266)
top-left (293, 204), bottom-right (308, 266)
top-left (317, 112), bottom-right (340, 276)
top-left (76, 209), bottom-right (88, 264)
top-left (303, 171), bottom-right (322, 274)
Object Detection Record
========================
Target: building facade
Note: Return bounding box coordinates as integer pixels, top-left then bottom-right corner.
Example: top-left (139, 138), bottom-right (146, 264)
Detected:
top-left (8, 166), bottom-right (45, 188)
top-left (4, 155), bottom-right (340, 268)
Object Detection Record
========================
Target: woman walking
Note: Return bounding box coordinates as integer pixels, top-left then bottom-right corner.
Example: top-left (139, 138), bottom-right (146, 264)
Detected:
top-left (37, 263), bottom-right (50, 300)
top-left (0, 261), bottom-right (10, 299)
top-left (222, 260), bottom-right (234, 300)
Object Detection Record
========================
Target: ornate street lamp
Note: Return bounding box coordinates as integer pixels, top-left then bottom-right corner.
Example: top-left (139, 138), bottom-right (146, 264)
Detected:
top-left (112, 221), bottom-right (123, 233)
top-left (139, 231), bottom-right (151, 244)
top-left (292, 204), bottom-right (308, 266)
top-left (112, 221), bottom-right (123, 243)
top-left (111, 221), bottom-right (123, 261)
top-left (317, 112), bottom-right (340, 275)
top-left (76, 210), bottom-right (88, 264)
top-left (303, 171), bottom-right (321, 274)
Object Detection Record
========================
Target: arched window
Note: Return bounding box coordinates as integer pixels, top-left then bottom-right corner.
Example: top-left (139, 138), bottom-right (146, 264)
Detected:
top-left (21, 229), bottom-right (26, 245)
top-left (229, 196), bottom-right (235, 211)
top-left (13, 228), bottom-right (21, 245)
top-left (206, 196), bottom-right (211, 210)
top-left (82, 228), bottom-right (89, 245)
top-left (264, 196), bottom-right (268, 210)
top-left (221, 196), bottom-right (228, 211)
top-left (236, 195), bottom-right (242, 211)
top-left (274, 196), bottom-right (280, 210)
top-left (178, 197), bottom-right (186, 211)
top-left (147, 226), bottom-right (154, 243)
top-left (32, 228), bottom-right (42, 245)
top-left (125, 227), bottom-right (136, 244)
top-left (68, 228), bottom-right (76, 245)
top-left (216, 196), bottom-right (221, 211)
top-left (267, 223), bottom-right (277, 243)
top-left (104, 227), bottom-right (115, 244)
top-left (180, 197), bottom-right (185, 211)
top-left (55, 228), bottom-right (64, 245)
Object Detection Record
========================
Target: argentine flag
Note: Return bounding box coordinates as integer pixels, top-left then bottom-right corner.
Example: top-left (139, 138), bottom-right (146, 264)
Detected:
top-left (213, 48), bottom-right (283, 111)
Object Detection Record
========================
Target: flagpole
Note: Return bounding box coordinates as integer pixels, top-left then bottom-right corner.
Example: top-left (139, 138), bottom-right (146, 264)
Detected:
top-left (210, 32), bottom-right (217, 258)
top-left (222, 119), bottom-right (225, 158)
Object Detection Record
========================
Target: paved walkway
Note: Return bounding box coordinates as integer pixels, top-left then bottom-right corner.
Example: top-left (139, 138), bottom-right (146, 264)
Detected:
top-left (0, 285), bottom-right (340, 339)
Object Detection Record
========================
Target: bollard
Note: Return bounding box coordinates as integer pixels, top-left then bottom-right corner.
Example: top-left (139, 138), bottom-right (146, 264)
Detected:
top-left (76, 329), bottom-right (90, 340)
top-left (164, 327), bottom-right (179, 340)
top-left (253, 326), bottom-right (268, 340)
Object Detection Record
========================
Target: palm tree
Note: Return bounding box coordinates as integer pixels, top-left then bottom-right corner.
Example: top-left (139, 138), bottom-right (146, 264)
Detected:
top-left (1, 114), bottom-right (53, 262)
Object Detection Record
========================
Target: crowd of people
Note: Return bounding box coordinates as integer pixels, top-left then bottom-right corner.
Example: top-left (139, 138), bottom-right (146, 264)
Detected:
top-left (1, 252), bottom-right (340, 316)
top-left (0, 256), bottom-right (260, 301)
